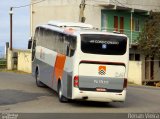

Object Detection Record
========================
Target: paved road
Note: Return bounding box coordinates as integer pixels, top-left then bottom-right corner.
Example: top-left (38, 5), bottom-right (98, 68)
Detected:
top-left (0, 72), bottom-right (160, 114)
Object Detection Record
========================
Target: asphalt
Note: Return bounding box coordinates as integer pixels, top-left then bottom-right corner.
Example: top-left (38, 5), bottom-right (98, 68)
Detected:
top-left (0, 72), bottom-right (160, 118)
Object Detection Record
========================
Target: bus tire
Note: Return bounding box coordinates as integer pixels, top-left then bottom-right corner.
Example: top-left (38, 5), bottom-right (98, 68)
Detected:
top-left (35, 69), bottom-right (45, 87)
top-left (58, 81), bottom-right (68, 103)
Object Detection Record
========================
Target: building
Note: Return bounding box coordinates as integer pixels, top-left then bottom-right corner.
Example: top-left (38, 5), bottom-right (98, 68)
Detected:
top-left (30, 0), bottom-right (160, 85)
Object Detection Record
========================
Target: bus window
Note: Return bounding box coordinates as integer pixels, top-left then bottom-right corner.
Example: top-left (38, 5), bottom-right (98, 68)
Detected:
top-left (28, 37), bottom-right (32, 49)
top-left (65, 36), bottom-right (76, 57)
top-left (81, 34), bottom-right (127, 55)
top-left (32, 40), bottom-right (36, 61)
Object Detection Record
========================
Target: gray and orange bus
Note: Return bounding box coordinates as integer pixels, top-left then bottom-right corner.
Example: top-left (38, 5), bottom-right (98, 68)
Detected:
top-left (32, 21), bottom-right (129, 103)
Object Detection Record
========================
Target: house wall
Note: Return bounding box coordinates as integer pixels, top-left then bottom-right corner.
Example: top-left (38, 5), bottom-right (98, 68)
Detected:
top-left (154, 61), bottom-right (160, 80)
top-left (142, 57), bottom-right (160, 81)
top-left (109, 0), bottom-right (160, 11)
top-left (101, 10), bottom-right (147, 43)
top-left (31, 0), bottom-right (102, 36)
top-left (126, 0), bottom-right (160, 11)
top-left (31, 0), bottom-right (160, 36)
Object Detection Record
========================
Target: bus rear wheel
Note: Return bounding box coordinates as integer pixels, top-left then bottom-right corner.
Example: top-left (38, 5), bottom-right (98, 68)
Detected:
top-left (58, 81), bottom-right (68, 102)
top-left (35, 69), bottom-right (45, 87)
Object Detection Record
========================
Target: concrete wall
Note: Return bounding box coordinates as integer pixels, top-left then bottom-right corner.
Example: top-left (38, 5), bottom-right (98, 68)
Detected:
top-left (7, 50), bottom-right (13, 70)
top-left (30, 0), bottom-right (160, 36)
top-left (126, 0), bottom-right (160, 11)
top-left (17, 50), bottom-right (32, 73)
top-left (30, 0), bottom-right (104, 35)
top-left (142, 57), bottom-right (160, 81)
top-left (154, 60), bottom-right (160, 80)
top-left (128, 61), bottom-right (142, 85)
top-left (109, 0), bottom-right (160, 11)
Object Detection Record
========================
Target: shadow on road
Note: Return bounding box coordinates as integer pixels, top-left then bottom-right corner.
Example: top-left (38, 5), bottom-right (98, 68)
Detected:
top-left (0, 89), bottom-right (51, 106)
top-left (68, 100), bottom-right (128, 108)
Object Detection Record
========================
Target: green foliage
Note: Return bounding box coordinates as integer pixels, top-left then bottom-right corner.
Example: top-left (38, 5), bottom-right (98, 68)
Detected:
top-left (138, 12), bottom-right (160, 58)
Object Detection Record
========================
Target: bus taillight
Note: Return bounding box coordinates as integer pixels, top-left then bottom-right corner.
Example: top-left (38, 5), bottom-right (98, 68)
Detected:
top-left (123, 78), bottom-right (128, 88)
top-left (74, 76), bottom-right (79, 87)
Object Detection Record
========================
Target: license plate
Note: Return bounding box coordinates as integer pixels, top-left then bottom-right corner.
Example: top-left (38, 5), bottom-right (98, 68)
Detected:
top-left (96, 88), bottom-right (106, 92)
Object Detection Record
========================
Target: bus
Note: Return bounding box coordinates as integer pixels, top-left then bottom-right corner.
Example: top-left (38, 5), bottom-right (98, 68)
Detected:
top-left (31, 21), bottom-right (129, 103)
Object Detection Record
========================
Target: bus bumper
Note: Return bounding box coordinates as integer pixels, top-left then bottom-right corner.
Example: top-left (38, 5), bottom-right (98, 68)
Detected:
top-left (72, 88), bottom-right (126, 102)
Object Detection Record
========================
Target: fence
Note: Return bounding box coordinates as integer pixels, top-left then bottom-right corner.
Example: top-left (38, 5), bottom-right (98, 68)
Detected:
top-left (0, 58), bottom-right (7, 69)
top-left (101, 27), bottom-right (141, 44)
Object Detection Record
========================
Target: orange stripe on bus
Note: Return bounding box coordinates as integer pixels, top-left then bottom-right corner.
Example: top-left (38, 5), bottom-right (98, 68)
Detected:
top-left (54, 54), bottom-right (66, 81)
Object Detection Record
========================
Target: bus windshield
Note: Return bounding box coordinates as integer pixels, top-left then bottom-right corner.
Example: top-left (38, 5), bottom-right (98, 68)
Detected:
top-left (81, 34), bottom-right (127, 55)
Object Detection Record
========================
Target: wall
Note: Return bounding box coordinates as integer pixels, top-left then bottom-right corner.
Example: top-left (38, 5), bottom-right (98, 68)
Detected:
top-left (101, 10), bottom-right (147, 43)
top-left (31, 0), bottom-right (102, 36)
top-left (126, 0), bottom-right (160, 11)
top-left (108, 0), bottom-right (160, 12)
top-left (142, 56), bottom-right (160, 81)
top-left (128, 61), bottom-right (142, 85)
top-left (7, 50), bottom-right (13, 70)
top-left (154, 60), bottom-right (160, 80)
top-left (17, 50), bottom-right (32, 73)
top-left (31, 0), bottom-right (80, 36)
top-left (31, 0), bottom-right (160, 36)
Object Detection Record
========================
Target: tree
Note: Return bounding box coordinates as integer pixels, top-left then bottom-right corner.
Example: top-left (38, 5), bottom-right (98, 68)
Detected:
top-left (138, 12), bottom-right (160, 58)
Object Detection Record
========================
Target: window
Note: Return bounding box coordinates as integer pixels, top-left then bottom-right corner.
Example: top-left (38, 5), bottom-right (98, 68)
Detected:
top-left (135, 19), bottom-right (140, 31)
top-left (37, 27), bottom-right (77, 57)
top-left (120, 17), bottom-right (124, 33)
top-left (135, 54), bottom-right (140, 61)
top-left (102, 13), bottom-right (107, 30)
top-left (114, 16), bottom-right (118, 31)
top-left (129, 53), bottom-right (140, 61)
top-left (81, 34), bottom-right (127, 55)
top-left (32, 40), bottom-right (36, 61)
top-left (129, 54), bottom-right (134, 61)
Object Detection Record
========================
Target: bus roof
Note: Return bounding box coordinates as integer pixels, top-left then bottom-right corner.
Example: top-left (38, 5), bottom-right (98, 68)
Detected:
top-left (48, 21), bottom-right (93, 29)
top-left (36, 21), bottom-right (127, 38)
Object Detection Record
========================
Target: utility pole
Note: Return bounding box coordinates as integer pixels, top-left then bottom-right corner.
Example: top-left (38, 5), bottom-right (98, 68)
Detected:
top-left (79, 0), bottom-right (86, 23)
top-left (9, 7), bottom-right (13, 51)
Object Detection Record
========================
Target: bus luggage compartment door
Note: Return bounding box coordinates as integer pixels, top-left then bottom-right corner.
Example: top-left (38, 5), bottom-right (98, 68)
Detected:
top-left (78, 63), bottom-right (126, 92)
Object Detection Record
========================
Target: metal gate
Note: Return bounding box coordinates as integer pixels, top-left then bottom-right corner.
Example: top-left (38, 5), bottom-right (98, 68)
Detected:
top-left (0, 58), bottom-right (7, 69)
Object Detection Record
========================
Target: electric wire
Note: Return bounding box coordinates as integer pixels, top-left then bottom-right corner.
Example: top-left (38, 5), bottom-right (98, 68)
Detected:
top-left (12, 0), bottom-right (46, 9)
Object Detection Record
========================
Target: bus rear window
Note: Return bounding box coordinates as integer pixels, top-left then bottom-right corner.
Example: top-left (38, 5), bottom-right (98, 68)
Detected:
top-left (81, 34), bottom-right (127, 55)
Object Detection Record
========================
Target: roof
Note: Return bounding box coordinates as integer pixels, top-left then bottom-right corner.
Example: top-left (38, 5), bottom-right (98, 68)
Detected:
top-left (48, 21), bottom-right (93, 29)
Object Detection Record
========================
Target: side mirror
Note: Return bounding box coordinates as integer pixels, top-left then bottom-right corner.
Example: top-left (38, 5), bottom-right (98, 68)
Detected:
top-left (28, 40), bottom-right (32, 49)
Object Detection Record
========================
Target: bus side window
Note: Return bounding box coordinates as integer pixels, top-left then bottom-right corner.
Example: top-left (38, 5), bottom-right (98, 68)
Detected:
top-left (28, 37), bottom-right (32, 49)
top-left (66, 45), bottom-right (70, 56)
top-left (32, 40), bottom-right (36, 61)
top-left (65, 36), bottom-right (76, 57)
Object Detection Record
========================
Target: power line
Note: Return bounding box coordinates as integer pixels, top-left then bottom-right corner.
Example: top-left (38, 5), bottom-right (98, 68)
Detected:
top-left (11, 0), bottom-right (160, 9)
top-left (12, 0), bottom-right (46, 9)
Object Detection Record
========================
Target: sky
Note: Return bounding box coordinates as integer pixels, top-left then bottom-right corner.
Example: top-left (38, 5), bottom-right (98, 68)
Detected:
top-left (0, 0), bottom-right (30, 51)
